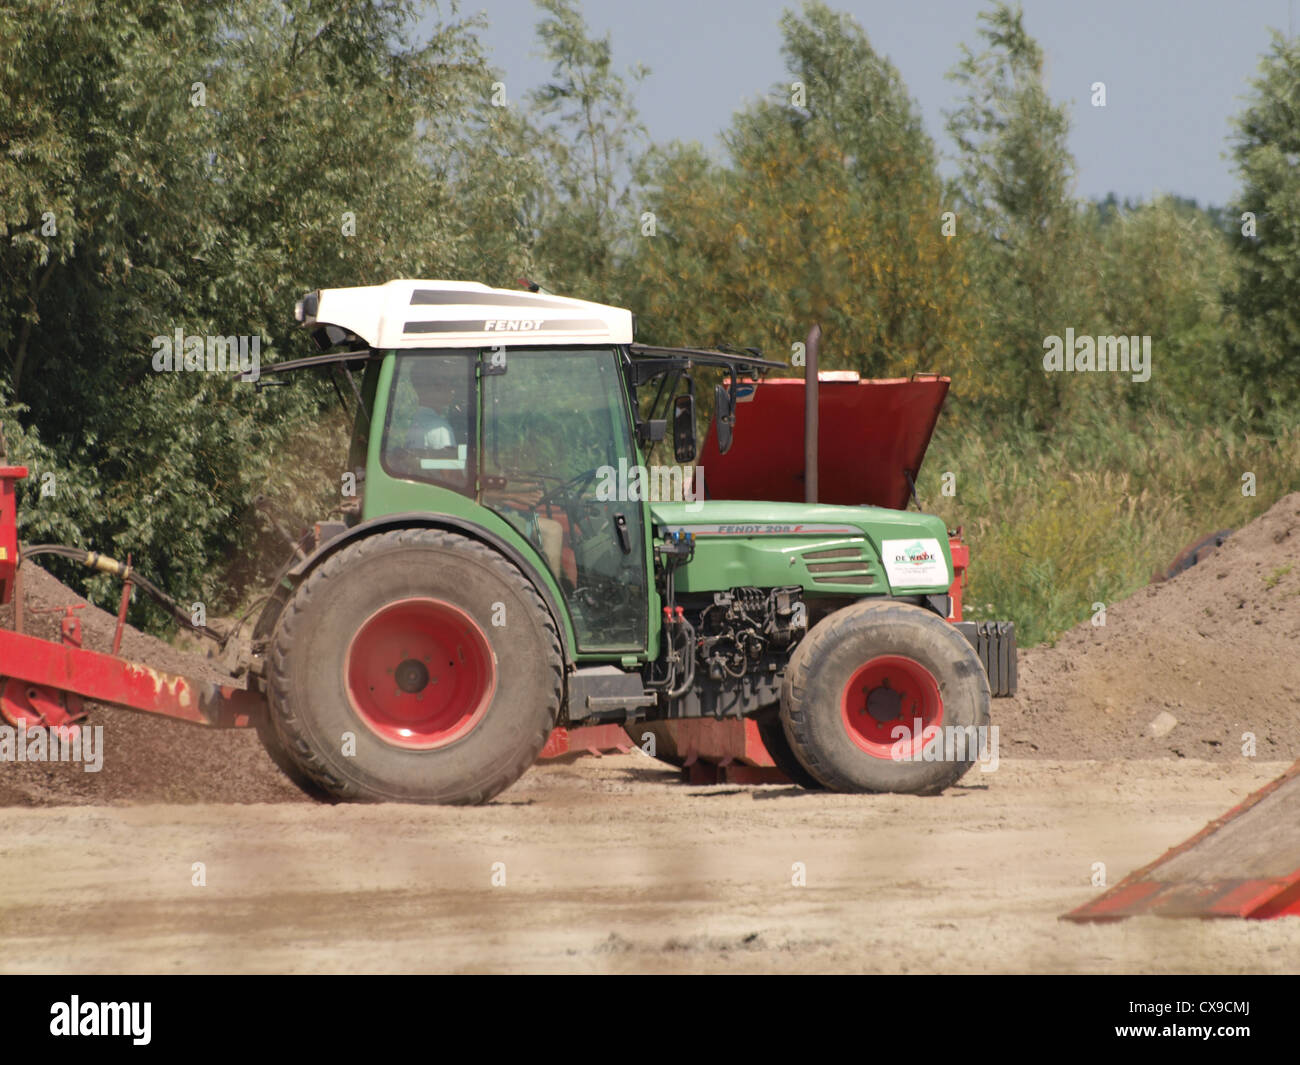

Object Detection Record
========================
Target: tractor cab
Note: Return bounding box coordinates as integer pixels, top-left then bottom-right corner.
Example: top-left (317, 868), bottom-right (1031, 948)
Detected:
top-left (275, 280), bottom-right (788, 659)
top-left (285, 281), bottom-right (658, 655)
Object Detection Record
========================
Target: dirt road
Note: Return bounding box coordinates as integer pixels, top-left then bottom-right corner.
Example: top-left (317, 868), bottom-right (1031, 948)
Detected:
top-left (2, 754), bottom-right (1296, 974)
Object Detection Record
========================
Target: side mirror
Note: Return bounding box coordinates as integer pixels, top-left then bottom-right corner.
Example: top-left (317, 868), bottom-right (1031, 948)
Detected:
top-left (714, 383), bottom-right (735, 456)
top-left (672, 393), bottom-right (697, 463)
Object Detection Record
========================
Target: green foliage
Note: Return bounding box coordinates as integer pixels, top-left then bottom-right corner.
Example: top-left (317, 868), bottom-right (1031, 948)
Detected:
top-left (624, 1), bottom-right (976, 390)
top-left (922, 409), bottom-right (1300, 646)
top-left (1227, 30), bottom-right (1300, 415)
top-left (0, 0), bottom-right (537, 627)
top-left (526, 0), bottom-right (649, 298)
top-left (946, 3), bottom-right (1074, 240)
top-left (944, 2), bottom-right (1082, 423)
top-left (1079, 197), bottom-right (1237, 422)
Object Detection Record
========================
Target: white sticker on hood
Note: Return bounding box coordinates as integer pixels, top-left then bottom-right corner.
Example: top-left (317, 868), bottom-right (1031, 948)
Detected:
top-left (882, 538), bottom-right (949, 588)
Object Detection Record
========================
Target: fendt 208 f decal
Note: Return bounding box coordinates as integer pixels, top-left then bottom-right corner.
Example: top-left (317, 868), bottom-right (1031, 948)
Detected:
top-left (665, 524), bottom-right (860, 536)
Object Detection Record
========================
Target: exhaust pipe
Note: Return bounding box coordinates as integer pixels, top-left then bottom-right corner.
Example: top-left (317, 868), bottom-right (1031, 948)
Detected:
top-left (804, 323), bottom-right (820, 504)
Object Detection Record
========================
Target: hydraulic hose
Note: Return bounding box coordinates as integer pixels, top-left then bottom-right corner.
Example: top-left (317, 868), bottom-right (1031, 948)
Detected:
top-left (19, 544), bottom-right (229, 645)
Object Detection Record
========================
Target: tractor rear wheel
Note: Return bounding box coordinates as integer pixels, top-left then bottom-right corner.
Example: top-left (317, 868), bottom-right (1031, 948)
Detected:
top-left (780, 600), bottom-right (990, 794)
top-left (266, 528), bottom-right (562, 804)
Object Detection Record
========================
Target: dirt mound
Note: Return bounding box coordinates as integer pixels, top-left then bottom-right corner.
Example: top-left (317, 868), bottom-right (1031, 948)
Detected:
top-left (0, 564), bottom-right (307, 806)
top-left (999, 492), bottom-right (1300, 761)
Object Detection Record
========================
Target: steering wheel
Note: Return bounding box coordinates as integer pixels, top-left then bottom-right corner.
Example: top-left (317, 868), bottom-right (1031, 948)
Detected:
top-left (534, 466), bottom-right (605, 540)
top-left (534, 466), bottom-right (603, 511)
top-left (494, 465), bottom-right (606, 545)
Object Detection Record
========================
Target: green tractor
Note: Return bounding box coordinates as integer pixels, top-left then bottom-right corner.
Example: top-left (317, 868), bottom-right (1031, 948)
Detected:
top-left (248, 280), bottom-right (1013, 804)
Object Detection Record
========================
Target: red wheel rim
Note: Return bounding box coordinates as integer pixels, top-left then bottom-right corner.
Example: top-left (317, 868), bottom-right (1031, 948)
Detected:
top-left (840, 654), bottom-right (943, 759)
top-left (344, 597), bottom-right (496, 750)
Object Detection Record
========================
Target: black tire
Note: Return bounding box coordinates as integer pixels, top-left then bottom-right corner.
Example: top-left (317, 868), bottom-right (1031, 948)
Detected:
top-left (780, 600), bottom-right (991, 794)
top-left (754, 706), bottom-right (824, 790)
top-left (266, 528), bottom-right (562, 804)
top-left (253, 713), bottom-right (337, 803)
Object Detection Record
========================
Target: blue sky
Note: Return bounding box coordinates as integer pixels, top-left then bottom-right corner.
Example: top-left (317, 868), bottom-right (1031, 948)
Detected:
top-left (448, 0), bottom-right (1296, 207)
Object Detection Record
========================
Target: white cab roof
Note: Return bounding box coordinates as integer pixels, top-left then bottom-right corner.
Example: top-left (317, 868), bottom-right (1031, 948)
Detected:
top-left (300, 279), bottom-right (634, 349)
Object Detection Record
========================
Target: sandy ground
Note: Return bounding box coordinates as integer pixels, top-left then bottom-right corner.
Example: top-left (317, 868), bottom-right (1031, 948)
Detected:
top-left (2, 753), bottom-right (1297, 974)
top-left (3, 497), bottom-right (1300, 972)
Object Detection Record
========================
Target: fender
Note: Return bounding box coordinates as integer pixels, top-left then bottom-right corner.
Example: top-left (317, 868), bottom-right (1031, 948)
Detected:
top-left (255, 511), bottom-right (574, 660)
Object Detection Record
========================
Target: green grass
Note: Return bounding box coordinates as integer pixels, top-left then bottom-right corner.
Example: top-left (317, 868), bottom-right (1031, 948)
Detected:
top-left (918, 408), bottom-right (1300, 647)
top-left (1264, 563), bottom-right (1293, 590)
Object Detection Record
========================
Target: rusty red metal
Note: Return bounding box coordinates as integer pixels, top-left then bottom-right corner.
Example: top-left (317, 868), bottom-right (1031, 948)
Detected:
top-left (538, 724), bottom-right (633, 759)
top-left (0, 464), bottom-right (262, 731)
top-left (0, 678), bottom-right (86, 735)
top-left (32, 603), bottom-right (86, 649)
top-left (673, 719), bottom-right (788, 783)
top-left (0, 628), bottom-right (260, 728)
top-left (673, 717), bottom-right (774, 767)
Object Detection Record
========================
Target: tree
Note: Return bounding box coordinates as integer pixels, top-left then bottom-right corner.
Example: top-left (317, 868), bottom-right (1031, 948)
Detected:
top-left (1227, 29), bottom-right (1300, 417)
top-left (1086, 197), bottom-right (1236, 421)
top-left (0, 0), bottom-right (534, 625)
top-left (945, 2), bottom-right (1080, 422)
top-left (526, 0), bottom-right (648, 298)
top-left (624, 1), bottom-right (975, 388)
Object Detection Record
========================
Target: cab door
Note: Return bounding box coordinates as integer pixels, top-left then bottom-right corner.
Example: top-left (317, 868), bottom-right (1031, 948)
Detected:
top-left (479, 347), bottom-right (649, 653)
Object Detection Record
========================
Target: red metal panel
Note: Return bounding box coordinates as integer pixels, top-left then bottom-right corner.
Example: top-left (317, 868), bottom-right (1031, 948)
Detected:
top-left (699, 377), bottom-right (950, 510)
top-left (537, 724), bottom-right (633, 759)
top-left (947, 536), bottom-right (968, 621)
top-left (538, 727), bottom-right (570, 758)
top-left (671, 718), bottom-right (777, 768)
top-left (567, 724), bottom-right (633, 755)
top-left (1249, 873), bottom-right (1300, 918)
top-left (1066, 760), bottom-right (1300, 921)
top-left (0, 465), bottom-right (28, 607)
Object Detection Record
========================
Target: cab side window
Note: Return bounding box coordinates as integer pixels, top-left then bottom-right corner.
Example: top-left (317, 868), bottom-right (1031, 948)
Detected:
top-left (381, 352), bottom-right (476, 495)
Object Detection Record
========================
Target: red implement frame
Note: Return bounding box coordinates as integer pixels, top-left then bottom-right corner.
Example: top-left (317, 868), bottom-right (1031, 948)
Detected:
top-left (670, 718), bottom-right (789, 785)
top-left (0, 466), bottom-right (262, 731)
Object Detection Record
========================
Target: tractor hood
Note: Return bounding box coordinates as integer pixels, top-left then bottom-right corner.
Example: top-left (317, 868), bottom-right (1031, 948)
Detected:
top-left (651, 500), bottom-right (953, 596)
top-left (698, 374), bottom-right (949, 510)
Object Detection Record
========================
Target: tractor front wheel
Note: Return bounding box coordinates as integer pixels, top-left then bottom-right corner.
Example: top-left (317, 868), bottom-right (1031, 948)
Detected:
top-left (780, 600), bottom-right (991, 794)
top-left (266, 528), bottom-right (562, 804)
